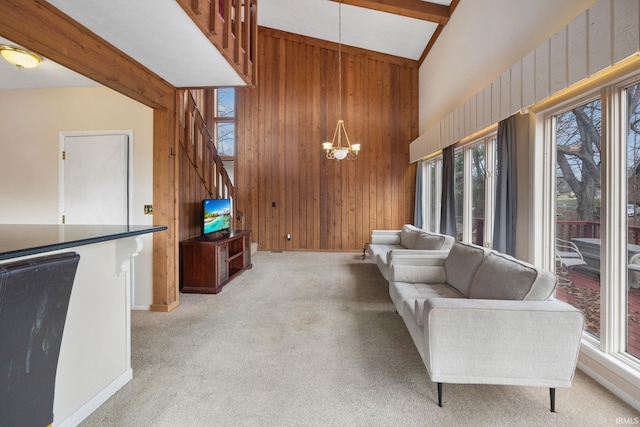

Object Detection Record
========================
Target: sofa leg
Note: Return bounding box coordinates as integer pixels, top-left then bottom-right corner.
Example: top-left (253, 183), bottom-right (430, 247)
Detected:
top-left (550, 388), bottom-right (556, 413)
top-left (437, 383), bottom-right (443, 407)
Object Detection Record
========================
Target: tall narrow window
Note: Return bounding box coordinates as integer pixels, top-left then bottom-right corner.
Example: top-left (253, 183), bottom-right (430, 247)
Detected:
top-left (554, 98), bottom-right (602, 339)
top-left (426, 158), bottom-right (442, 233)
top-left (449, 135), bottom-right (496, 246)
top-left (454, 149), bottom-right (464, 241)
top-left (214, 87), bottom-right (236, 158)
top-left (626, 82), bottom-right (640, 358)
top-left (471, 143), bottom-right (486, 246)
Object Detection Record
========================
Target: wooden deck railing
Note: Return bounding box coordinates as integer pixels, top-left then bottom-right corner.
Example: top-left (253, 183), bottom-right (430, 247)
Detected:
top-left (557, 220), bottom-right (640, 245)
top-left (176, 0), bottom-right (257, 86)
top-left (179, 89), bottom-right (243, 229)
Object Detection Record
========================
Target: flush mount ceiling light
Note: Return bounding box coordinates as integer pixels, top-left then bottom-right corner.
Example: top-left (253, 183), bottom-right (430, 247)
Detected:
top-left (0, 45), bottom-right (42, 69)
top-left (322, 0), bottom-right (360, 161)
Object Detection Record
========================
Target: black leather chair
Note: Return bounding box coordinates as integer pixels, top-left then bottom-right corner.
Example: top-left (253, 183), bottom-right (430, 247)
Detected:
top-left (0, 252), bottom-right (80, 427)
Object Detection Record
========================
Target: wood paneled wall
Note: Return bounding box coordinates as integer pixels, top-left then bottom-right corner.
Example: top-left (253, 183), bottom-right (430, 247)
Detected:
top-left (177, 89), bottom-right (242, 242)
top-left (236, 28), bottom-right (419, 251)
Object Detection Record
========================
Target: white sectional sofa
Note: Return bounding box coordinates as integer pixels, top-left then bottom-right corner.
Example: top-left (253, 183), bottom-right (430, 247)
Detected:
top-left (380, 238), bottom-right (585, 411)
top-left (367, 225), bottom-right (455, 280)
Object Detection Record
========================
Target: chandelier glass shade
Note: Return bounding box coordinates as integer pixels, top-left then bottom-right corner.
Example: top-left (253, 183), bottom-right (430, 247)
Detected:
top-left (323, 120), bottom-right (360, 160)
top-left (0, 45), bottom-right (42, 69)
top-left (322, 0), bottom-right (360, 161)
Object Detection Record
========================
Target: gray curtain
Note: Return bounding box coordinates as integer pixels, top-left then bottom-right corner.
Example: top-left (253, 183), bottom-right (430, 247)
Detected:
top-left (414, 160), bottom-right (424, 228)
top-left (440, 145), bottom-right (457, 237)
top-left (493, 115), bottom-right (518, 255)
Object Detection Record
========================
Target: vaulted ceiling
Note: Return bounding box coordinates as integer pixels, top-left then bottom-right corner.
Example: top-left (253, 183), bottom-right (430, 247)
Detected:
top-left (0, 0), bottom-right (456, 90)
top-left (259, 0), bottom-right (456, 61)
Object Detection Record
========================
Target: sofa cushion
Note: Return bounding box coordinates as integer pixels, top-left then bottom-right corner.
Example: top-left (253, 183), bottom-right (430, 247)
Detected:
top-left (390, 264), bottom-right (447, 284)
top-left (469, 252), bottom-right (556, 301)
top-left (400, 225), bottom-right (420, 249)
top-left (443, 242), bottom-right (487, 297)
top-left (524, 268), bottom-right (557, 301)
top-left (406, 285), bottom-right (466, 326)
top-left (390, 281), bottom-right (463, 316)
top-left (414, 232), bottom-right (446, 250)
top-left (439, 234), bottom-right (456, 251)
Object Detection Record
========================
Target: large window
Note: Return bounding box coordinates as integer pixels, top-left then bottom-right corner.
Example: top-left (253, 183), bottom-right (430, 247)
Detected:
top-left (546, 74), bottom-right (640, 361)
top-left (418, 134), bottom-right (496, 246)
top-left (422, 158), bottom-right (442, 233)
top-left (553, 97), bottom-right (602, 339)
top-left (470, 143), bottom-right (489, 246)
top-left (454, 148), bottom-right (464, 240)
top-left (455, 135), bottom-right (496, 246)
top-left (626, 82), bottom-right (640, 357)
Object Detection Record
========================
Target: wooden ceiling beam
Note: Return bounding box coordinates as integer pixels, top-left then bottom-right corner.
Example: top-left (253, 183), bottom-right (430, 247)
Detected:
top-left (329, 0), bottom-right (451, 25)
top-left (419, 0), bottom-right (459, 65)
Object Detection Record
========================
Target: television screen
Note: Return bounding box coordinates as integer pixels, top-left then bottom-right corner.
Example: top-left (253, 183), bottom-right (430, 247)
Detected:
top-left (202, 198), bottom-right (231, 235)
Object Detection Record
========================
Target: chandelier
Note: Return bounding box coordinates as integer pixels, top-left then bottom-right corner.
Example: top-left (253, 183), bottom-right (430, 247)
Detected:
top-left (322, 0), bottom-right (360, 160)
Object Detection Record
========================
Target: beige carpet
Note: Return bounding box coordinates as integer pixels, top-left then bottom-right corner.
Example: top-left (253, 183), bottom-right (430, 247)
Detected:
top-left (81, 251), bottom-right (638, 426)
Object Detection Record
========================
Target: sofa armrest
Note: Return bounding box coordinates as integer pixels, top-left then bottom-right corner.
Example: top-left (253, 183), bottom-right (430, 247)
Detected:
top-left (371, 230), bottom-right (401, 245)
top-left (422, 298), bottom-right (584, 387)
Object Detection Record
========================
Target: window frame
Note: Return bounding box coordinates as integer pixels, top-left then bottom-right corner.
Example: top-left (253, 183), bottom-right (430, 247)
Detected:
top-left (536, 71), bottom-right (640, 371)
top-left (213, 87), bottom-right (237, 160)
top-left (418, 131), bottom-right (496, 246)
top-left (457, 133), bottom-right (497, 246)
top-left (422, 156), bottom-right (442, 233)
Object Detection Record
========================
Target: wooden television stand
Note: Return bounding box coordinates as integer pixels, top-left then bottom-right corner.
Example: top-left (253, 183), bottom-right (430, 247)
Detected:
top-left (180, 229), bottom-right (252, 294)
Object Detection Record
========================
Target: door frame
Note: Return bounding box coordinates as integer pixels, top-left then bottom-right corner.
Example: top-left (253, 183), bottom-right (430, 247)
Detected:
top-left (58, 130), bottom-right (134, 226)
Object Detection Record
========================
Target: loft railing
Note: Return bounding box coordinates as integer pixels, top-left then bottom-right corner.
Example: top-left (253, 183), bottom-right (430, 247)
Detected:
top-left (179, 89), bottom-right (243, 229)
top-left (176, 0), bottom-right (257, 86)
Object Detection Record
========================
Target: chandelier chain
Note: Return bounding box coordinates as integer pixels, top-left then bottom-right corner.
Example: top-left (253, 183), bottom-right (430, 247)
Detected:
top-left (338, 0), bottom-right (342, 120)
top-left (321, 0), bottom-right (360, 160)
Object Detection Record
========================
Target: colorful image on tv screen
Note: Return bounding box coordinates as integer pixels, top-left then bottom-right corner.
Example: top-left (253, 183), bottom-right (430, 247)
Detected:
top-left (203, 199), bottom-right (231, 234)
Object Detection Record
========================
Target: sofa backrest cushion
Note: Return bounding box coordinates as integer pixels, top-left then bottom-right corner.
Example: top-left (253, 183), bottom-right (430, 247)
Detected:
top-left (524, 268), bottom-right (558, 301)
top-left (400, 225), bottom-right (420, 249)
top-left (414, 232), bottom-right (446, 250)
top-left (469, 251), bottom-right (557, 301)
top-left (440, 234), bottom-right (455, 251)
top-left (413, 231), bottom-right (456, 251)
top-left (443, 242), bottom-right (487, 297)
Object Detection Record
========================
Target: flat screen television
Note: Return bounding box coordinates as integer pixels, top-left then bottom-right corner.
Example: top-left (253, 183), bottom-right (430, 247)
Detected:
top-left (202, 198), bottom-right (232, 235)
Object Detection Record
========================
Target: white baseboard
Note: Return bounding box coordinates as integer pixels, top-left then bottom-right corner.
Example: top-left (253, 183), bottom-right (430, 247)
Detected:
top-left (577, 342), bottom-right (640, 412)
top-left (578, 361), bottom-right (640, 412)
top-left (133, 304), bottom-right (151, 310)
top-left (54, 369), bottom-right (133, 427)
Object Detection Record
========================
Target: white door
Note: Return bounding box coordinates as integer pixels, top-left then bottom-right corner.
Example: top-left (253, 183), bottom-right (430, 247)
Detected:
top-left (60, 133), bottom-right (130, 225)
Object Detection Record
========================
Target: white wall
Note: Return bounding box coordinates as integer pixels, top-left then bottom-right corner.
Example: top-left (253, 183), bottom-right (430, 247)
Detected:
top-left (0, 86), bottom-right (156, 308)
top-left (418, 0), bottom-right (596, 134)
top-left (410, 0), bottom-right (640, 161)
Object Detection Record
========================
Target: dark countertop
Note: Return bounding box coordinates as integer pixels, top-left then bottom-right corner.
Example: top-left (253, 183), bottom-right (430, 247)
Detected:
top-left (0, 224), bottom-right (167, 261)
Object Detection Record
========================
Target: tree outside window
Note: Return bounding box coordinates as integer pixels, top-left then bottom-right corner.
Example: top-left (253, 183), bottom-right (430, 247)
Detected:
top-left (214, 88), bottom-right (236, 157)
top-left (553, 85), bottom-right (640, 357)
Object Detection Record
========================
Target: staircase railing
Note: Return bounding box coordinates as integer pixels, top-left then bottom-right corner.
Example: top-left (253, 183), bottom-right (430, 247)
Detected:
top-left (179, 89), bottom-right (243, 229)
top-left (176, 0), bottom-right (257, 86)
